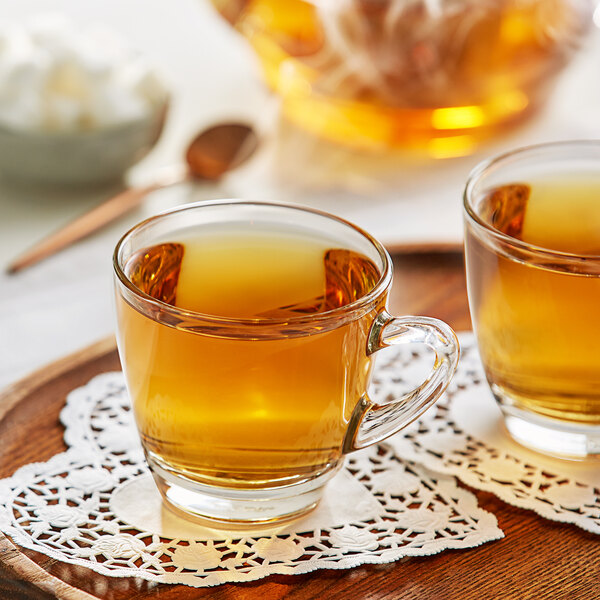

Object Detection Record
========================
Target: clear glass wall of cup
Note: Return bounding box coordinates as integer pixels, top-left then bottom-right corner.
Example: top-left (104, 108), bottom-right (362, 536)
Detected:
top-left (464, 141), bottom-right (600, 459)
top-left (114, 200), bottom-right (459, 525)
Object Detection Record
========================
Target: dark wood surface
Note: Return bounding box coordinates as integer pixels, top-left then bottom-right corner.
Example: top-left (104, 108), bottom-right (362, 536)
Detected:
top-left (1, 252), bottom-right (599, 599)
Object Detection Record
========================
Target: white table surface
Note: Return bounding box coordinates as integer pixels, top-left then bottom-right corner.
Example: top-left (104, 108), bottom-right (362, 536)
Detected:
top-left (1, 0), bottom-right (599, 391)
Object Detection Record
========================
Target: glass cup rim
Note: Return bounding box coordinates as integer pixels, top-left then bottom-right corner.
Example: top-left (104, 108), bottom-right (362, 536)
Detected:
top-left (113, 198), bottom-right (393, 328)
top-left (463, 139), bottom-right (600, 262)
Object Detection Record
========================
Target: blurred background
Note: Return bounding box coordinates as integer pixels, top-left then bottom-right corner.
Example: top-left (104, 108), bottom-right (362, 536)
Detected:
top-left (1, 0), bottom-right (599, 388)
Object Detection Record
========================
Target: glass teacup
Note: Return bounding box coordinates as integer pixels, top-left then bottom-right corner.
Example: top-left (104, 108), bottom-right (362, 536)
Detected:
top-left (464, 141), bottom-right (600, 458)
top-left (114, 200), bottom-right (459, 524)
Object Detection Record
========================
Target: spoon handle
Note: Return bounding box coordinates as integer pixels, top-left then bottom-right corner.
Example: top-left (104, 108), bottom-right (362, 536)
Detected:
top-left (6, 170), bottom-right (186, 275)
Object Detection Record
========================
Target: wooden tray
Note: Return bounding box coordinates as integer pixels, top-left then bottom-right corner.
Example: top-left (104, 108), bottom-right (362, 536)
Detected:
top-left (1, 253), bottom-right (598, 600)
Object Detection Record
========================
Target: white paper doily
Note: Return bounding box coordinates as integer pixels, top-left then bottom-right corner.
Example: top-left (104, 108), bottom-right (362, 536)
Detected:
top-left (0, 357), bottom-right (504, 588)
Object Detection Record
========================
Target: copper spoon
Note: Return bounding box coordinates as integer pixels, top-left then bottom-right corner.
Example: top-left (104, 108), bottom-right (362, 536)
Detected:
top-left (6, 123), bottom-right (259, 274)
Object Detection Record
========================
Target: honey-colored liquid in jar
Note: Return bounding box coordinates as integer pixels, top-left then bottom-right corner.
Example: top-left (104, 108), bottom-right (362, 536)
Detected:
top-left (116, 228), bottom-right (383, 488)
top-left (466, 175), bottom-right (600, 423)
top-left (212, 0), bottom-right (587, 156)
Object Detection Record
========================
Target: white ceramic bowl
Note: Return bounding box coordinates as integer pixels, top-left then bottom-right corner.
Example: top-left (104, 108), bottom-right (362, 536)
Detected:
top-left (0, 103), bottom-right (167, 186)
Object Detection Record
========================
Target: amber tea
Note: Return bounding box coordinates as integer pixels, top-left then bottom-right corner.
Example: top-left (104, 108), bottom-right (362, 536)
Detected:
top-left (117, 227), bottom-right (382, 488)
top-left (466, 165), bottom-right (600, 453)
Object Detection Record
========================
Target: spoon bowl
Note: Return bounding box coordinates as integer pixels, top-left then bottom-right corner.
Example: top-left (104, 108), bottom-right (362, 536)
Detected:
top-left (185, 123), bottom-right (258, 180)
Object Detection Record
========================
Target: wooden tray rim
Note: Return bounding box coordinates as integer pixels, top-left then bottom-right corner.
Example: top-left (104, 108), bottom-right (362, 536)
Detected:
top-left (0, 337), bottom-right (116, 600)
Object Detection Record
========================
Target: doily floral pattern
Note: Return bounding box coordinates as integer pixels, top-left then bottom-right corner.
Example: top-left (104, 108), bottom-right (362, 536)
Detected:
top-left (0, 369), bottom-right (502, 587)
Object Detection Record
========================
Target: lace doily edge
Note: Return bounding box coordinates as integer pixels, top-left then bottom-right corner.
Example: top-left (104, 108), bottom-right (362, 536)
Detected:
top-left (401, 450), bottom-right (600, 535)
top-left (1, 526), bottom-right (504, 588)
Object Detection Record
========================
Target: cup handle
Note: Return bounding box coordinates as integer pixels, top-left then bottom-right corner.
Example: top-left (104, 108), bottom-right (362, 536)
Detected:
top-left (342, 311), bottom-right (460, 453)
